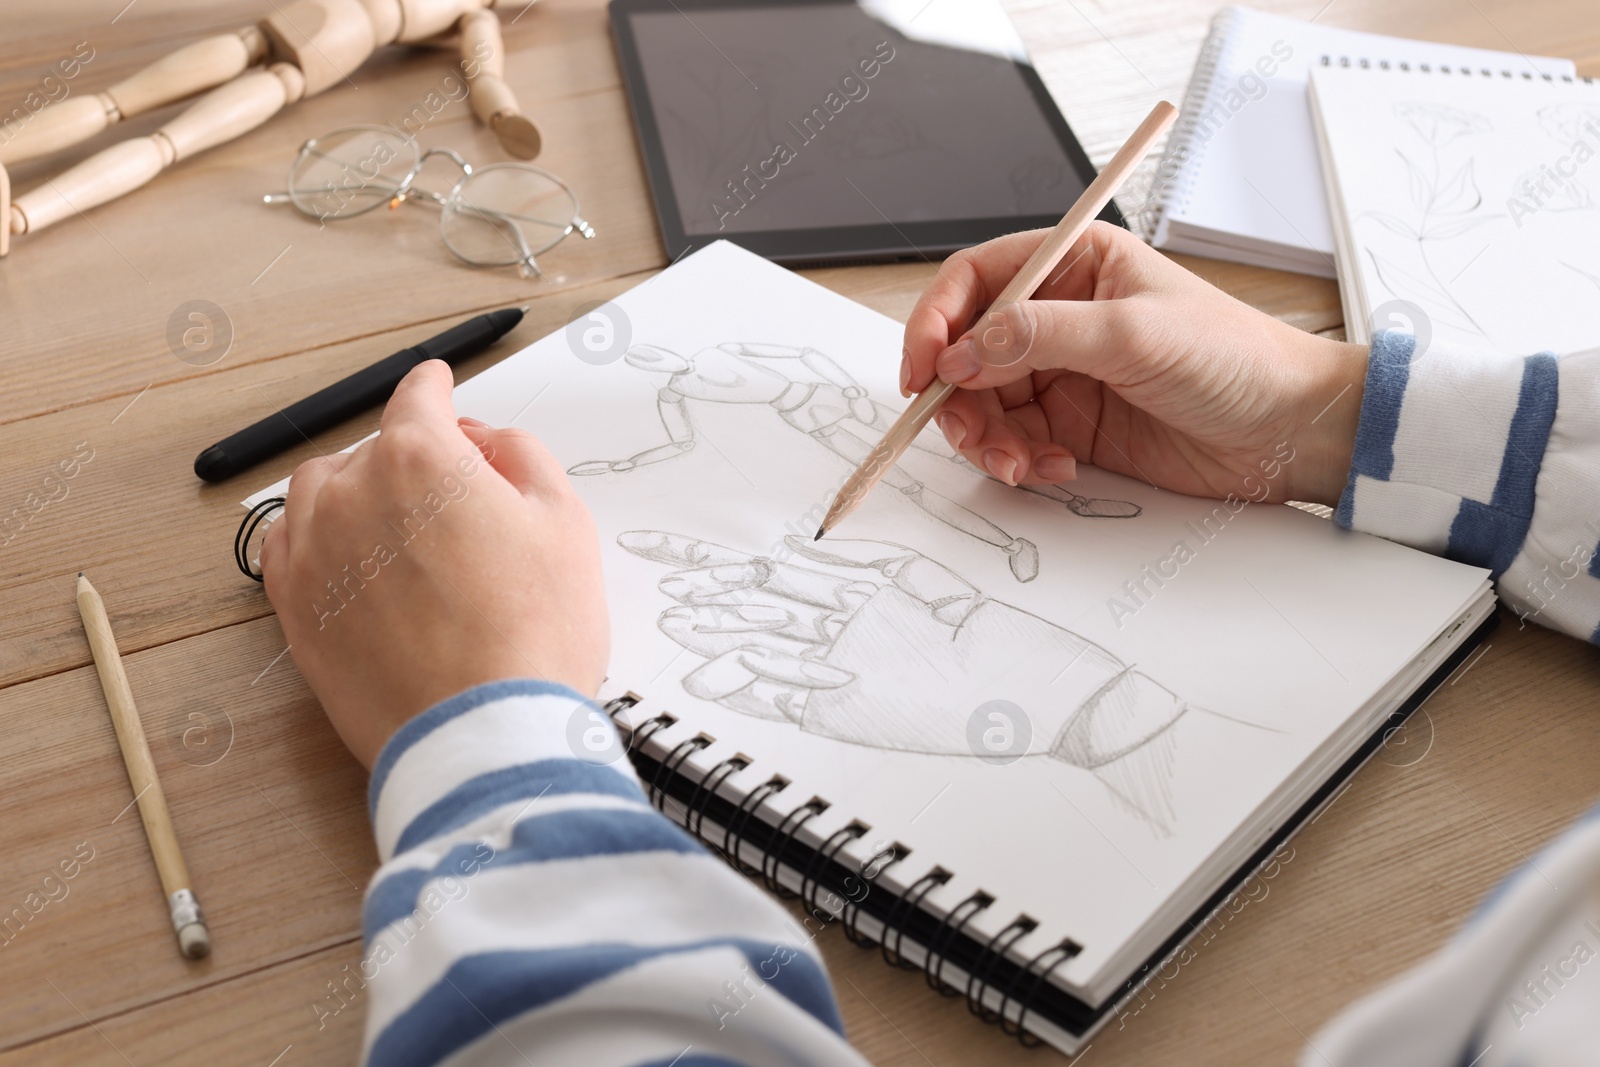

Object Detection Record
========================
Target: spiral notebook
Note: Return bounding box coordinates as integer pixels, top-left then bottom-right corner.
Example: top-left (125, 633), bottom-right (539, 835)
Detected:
top-left (241, 241), bottom-right (1495, 1053)
top-left (1311, 59), bottom-right (1600, 356)
top-left (1147, 6), bottom-right (1574, 278)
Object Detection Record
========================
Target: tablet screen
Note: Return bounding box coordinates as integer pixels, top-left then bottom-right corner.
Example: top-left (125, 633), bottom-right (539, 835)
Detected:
top-left (612, 0), bottom-right (1113, 261)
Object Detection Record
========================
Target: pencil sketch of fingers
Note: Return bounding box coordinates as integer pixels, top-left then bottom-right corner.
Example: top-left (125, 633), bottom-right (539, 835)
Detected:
top-left (569, 342), bottom-right (1144, 584)
top-left (900, 407), bottom-right (1143, 519)
top-left (620, 529), bottom-right (1209, 834)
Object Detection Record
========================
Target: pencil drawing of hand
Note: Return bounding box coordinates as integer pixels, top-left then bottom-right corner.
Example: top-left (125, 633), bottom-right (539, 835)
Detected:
top-left (904, 419), bottom-right (1143, 519)
top-left (620, 529), bottom-right (1188, 832)
top-left (570, 342), bottom-right (1146, 584)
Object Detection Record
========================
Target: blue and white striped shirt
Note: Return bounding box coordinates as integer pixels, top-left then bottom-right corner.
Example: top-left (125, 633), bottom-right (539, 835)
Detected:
top-left (1321, 331), bottom-right (1600, 1065)
top-left (358, 679), bottom-right (867, 1067)
top-left (358, 333), bottom-right (1600, 1067)
top-left (1338, 330), bottom-right (1600, 643)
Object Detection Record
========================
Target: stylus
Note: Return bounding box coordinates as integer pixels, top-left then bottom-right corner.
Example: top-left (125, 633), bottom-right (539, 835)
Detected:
top-left (194, 307), bottom-right (526, 482)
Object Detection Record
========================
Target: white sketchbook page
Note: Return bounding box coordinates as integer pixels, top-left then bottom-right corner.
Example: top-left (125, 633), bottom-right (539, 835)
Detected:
top-left (245, 241), bottom-right (1488, 994)
top-left (1313, 64), bottom-right (1600, 356)
top-left (1158, 6), bottom-right (1572, 262)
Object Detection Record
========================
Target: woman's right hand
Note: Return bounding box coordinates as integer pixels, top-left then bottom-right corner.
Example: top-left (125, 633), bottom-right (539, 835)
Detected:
top-left (900, 222), bottom-right (1369, 507)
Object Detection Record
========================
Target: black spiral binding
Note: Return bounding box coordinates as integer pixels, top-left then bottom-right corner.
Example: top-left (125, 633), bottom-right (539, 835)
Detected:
top-left (999, 939), bottom-right (1083, 1045)
top-left (842, 844), bottom-right (901, 948)
top-left (923, 891), bottom-right (994, 995)
top-left (761, 799), bottom-right (826, 898)
top-left (800, 823), bottom-right (866, 922)
top-left (965, 917), bottom-right (1038, 1022)
top-left (721, 775), bottom-right (787, 875)
top-left (880, 868), bottom-right (951, 970)
top-left (599, 701), bottom-right (1085, 1050)
top-left (234, 497), bottom-right (286, 581)
top-left (683, 754), bottom-right (748, 841)
top-left (651, 735), bottom-right (710, 812)
top-left (1318, 52), bottom-right (1596, 84)
top-left (627, 713), bottom-right (675, 756)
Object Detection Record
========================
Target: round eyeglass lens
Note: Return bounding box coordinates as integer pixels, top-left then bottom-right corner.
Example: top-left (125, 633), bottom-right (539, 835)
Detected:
top-left (288, 126), bottom-right (420, 222)
top-left (441, 163), bottom-right (581, 267)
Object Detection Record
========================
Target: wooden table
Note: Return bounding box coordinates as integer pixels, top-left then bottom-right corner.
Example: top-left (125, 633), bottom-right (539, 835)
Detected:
top-left (2, 1), bottom-right (1596, 1063)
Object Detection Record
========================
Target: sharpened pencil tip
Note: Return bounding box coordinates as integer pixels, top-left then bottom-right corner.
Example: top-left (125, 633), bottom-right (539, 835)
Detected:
top-left (813, 527), bottom-right (825, 541)
top-left (77, 571), bottom-right (84, 578)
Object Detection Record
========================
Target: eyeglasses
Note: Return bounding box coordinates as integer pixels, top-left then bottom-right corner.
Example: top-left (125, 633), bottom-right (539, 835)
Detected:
top-left (264, 124), bottom-right (594, 278)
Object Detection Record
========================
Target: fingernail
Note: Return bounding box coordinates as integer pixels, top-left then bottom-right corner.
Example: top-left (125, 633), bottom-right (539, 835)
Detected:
top-left (936, 411), bottom-right (967, 450)
top-left (458, 416), bottom-right (490, 429)
top-left (899, 347), bottom-right (912, 398)
top-left (710, 561), bottom-right (768, 588)
top-left (984, 448), bottom-right (1019, 485)
top-left (802, 660), bottom-right (855, 686)
top-left (936, 338), bottom-right (981, 383)
top-left (736, 605), bottom-right (792, 626)
top-left (1034, 454), bottom-right (1077, 481)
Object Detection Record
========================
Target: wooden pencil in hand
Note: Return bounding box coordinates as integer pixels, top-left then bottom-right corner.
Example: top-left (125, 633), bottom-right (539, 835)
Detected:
top-left (816, 99), bottom-right (1179, 539)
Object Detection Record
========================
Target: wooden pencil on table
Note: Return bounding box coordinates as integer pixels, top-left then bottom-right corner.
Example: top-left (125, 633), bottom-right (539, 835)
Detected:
top-left (75, 572), bottom-right (212, 961)
top-left (815, 99), bottom-right (1180, 540)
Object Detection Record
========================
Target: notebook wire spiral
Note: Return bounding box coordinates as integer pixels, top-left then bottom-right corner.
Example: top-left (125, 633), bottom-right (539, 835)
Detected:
top-left (1142, 6), bottom-right (1238, 241)
top-left (599, 693), bottom-right (1087, 1048)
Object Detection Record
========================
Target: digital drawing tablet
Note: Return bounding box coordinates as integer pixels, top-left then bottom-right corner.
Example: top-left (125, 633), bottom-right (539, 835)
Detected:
top-left (609, 0), bottom-right (1123, 265)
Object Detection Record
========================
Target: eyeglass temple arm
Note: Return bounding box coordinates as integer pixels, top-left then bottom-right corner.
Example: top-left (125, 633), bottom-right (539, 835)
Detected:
top-left (460, 10), bottom-right (543, 161)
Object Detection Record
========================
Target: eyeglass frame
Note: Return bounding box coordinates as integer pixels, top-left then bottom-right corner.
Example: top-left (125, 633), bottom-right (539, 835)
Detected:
top-left (265, 124), bottom-right (595, 278)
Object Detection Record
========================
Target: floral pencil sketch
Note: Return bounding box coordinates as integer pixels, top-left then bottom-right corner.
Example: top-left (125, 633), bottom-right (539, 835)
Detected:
top-left (1357, 102), bottom-right (1501, 338)
top-left (1510, 102), bottom-right (1600, 215)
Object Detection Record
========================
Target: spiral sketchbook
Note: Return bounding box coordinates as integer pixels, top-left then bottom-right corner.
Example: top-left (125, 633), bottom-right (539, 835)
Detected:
top-left (1147, 6), bottom-right (1574, 278)
top-left (1310, 59), bottom-right (1600, 356)
top-left (242, 241), bottom-right (1495, 1053)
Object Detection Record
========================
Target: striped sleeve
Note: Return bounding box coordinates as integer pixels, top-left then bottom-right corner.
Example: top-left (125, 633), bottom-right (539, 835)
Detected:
top-left (1305, 803), bottom-right (1600, 1067)
top-left (1336, 330), bottom-right (1600, 644)
top-left (356, 679), bottom-right (869, 1067)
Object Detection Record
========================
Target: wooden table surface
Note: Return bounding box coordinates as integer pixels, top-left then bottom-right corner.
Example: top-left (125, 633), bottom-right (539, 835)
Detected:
top-left (2, 1), bottom-right (1596, 1064)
